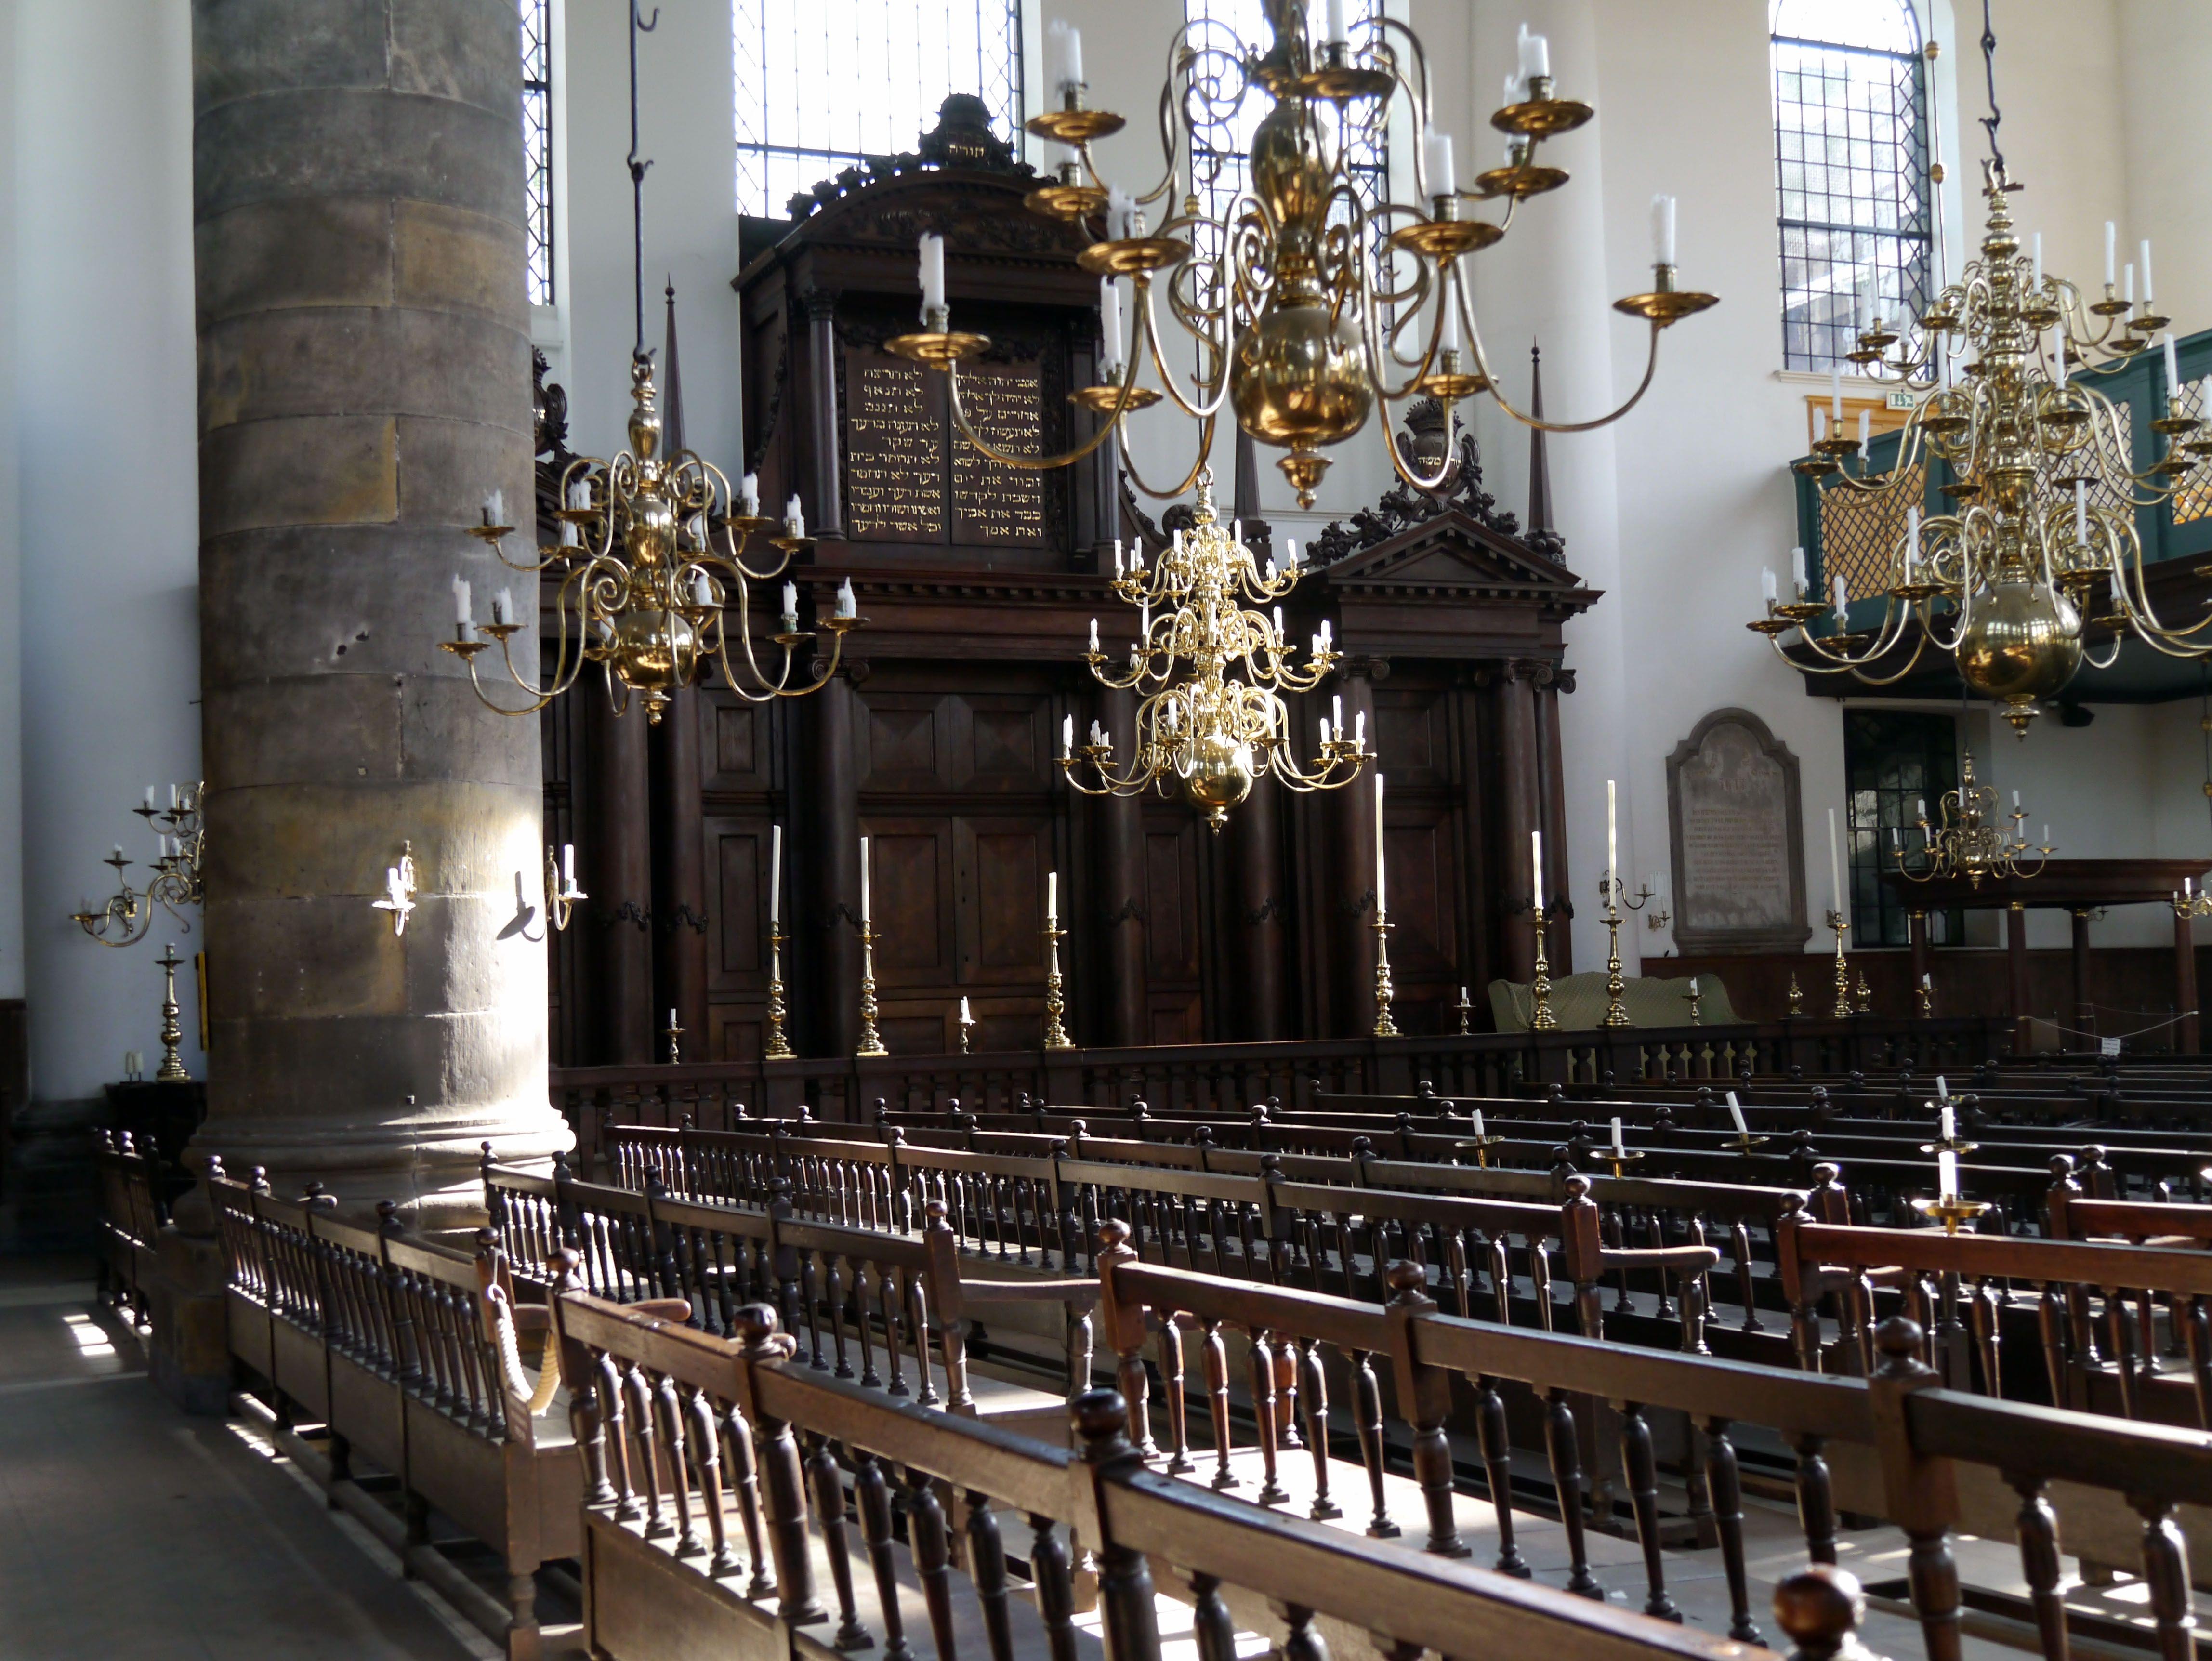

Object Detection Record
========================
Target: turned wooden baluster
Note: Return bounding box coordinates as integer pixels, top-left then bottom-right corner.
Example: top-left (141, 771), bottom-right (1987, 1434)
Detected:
top-left (1248, 1326), bottom-right (1290, 1504)
top-left (1381, 1262), bottom-right (1467, 1559)
top-left (1732, 1219), bottom-right (1765, 1333)
top-left (720, 1398), bottom-right (775, 1599)
top-left (1157, 1315), bottom-right (1193, 1474)
top-left (906, 1463), bottom-right (959, 1661)
top-left (1072, 1391), bottom-right (1162, 1661)
top-left (685, 1387), bottom-right (741, 1580)
top-left (1028, 1512), bottom-right (1078, 1661)
top-left (1352, 1345), bottom-right (1396, 1538)
top-left (806, 1435), bottom-right (869, 1650)
top-left (1488, 1234), bottom-right (1514, 1325)
top-left (1475, 1374), bottom-right (1529, 1578)
top-left (1872, 1319), bottom-right (1962, 1661)
top-left (2186, 1296), bottom-right (2212, 1432)
top-left (1299, 1334), bottom-right (1340, 1520)
top-left (2038, 1282), bottom-right (2069, 1407)
top-left (1201, 1316), bottom-right (1236, 1489)
top-left (854, 1451), bottom-right (913, 1661)
top-left (1188, 1573), bottom-right (1236, 1661)
top-left (1794, 1431), bottom-right (1837, 1565)
top-left (2107, 1284), bottom-right (2142, 1418)
top-left (1703, 1417), bottom-right (1761, 1645)
top-left (2137, 1495), bottom-right (2195, 1661)
top-left (656, 1371), bottom-right (702, 1556)
top-left (1620, 1401), bottom-right (1680, 1621)
top-left (2007, 1473), bottom-right (2068, 1661)
top-left (627, 1361), bottom-right (671, 1538)
top-left (1540, 1385), bottom-right (1601, 1598)
top-left (966, 1490), bottom-right (1016, 1661)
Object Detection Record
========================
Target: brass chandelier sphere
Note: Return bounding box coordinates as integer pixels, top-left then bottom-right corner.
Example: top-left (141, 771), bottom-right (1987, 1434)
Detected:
top-left (1952, 577), bottom-right (2082, 709)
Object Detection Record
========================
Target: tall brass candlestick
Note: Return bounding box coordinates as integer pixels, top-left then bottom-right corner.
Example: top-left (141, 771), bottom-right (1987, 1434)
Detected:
top-left (155, 943), bottom-right (189, 1081)
top-left (1371, 910), bottom-right (1399, 1037)
top-left (1599, 877), bottom-right (1631, 1028)
top-left (1826, 909), bottom-right (1852, 1018)
top-left (1530, 907), bottom-right (1558, 1031)
top-left (1042, 915), bottom-right (1073, 1050)
top-left (856, 923), bottom-right (887, 1057)
top-left (764, 921), bottom-right (794, 1059)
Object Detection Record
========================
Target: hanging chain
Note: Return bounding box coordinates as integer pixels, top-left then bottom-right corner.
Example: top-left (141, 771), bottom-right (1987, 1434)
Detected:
top-left (627, 3), bottom-right (660, 359)
top-left (1976, 0), bottom-right (2006, 183)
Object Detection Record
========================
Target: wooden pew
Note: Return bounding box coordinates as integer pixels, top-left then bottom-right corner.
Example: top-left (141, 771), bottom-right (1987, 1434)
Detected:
top-left (92, 1129), bottom-right (162, 1331)
top-left (1095, 1243), bottom-right (2212, 1650)
top-left (549, 1290), bottom-right (1841, 1661)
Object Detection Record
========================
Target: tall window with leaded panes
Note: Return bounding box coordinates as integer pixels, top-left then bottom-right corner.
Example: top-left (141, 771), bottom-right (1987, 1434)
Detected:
top-left (1844, 708), bottom-right (1962, 948)
top-left (732, 0), bottom-right (1025, 217)
top-left (521, 0), bottom-right (554, 305)
top-left (1773, 0), bottom-right (1932, 372)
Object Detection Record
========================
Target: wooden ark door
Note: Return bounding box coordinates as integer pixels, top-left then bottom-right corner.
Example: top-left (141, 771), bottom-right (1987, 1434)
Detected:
top-left (1141, 807), bottom-right (1206, 1043)
top-left (1376, 681), bottom-right (1468, 1035)
top-left (857, 673), bottom-right (1063, 1054)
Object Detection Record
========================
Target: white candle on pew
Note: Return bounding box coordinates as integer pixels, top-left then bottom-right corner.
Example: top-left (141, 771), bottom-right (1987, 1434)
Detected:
top-left (1939, 1148), bottom-right (1960, 1198)
top-left (1611, 1116), bottom-right (1624, 1155)
top-left (1726, 1092), bottom-right (1748, 1136)
top-left (1936, 1074), bottom-right (1948, 1099)
top-left (1473, 1108), bottom-right (1486, 1141)
top-left (1939, 1102), bottom-right (1955, 1141)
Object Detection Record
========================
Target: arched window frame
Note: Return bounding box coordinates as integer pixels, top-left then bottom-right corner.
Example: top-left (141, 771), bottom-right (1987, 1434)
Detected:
top-left (1773, 0), bottom-right (1933, 372)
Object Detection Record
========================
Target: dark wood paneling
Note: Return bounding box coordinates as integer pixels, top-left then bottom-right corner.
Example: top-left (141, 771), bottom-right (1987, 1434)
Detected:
top-left (957, 817), bottom-right (1047, 978)
top-left (708, 818), bottom-right (768, 986)
top-left (704, 695), bottom-right (774, 793)
top-left (866, 818), bottom-right (954, 982)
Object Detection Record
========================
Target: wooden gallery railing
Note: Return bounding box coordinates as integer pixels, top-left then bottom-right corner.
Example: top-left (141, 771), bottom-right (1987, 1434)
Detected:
top-left (1095, 1242), bottom-right (2212, 1661)
top-left (549, 1292), bottom-right (1858, 1661)
top-left (550, 1015), bottom-right (2008, 1169)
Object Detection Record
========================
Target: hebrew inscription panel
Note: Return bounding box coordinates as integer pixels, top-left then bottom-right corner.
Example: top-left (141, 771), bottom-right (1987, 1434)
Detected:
top-left (951, 366), bottom-right (1049, 546)
top-left (1667, 710), bottom-right (1809, 952)
top-left (846, 358), bottom-right (946, 540)
top-left (841, 343), bottom-right (1055, 548)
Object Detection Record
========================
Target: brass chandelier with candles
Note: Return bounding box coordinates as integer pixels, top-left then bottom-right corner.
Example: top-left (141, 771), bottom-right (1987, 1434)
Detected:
top-left (1752, 13), bottom-right (2212, 737)
top-left (441, 3), bottom-right (856, 725)
top-left (1059, 469), bottom-right (1366, 828)
top-left (884, 6), bottom-right (1716, 509)
top-left (1888, 748), bottom-right (2052, 889)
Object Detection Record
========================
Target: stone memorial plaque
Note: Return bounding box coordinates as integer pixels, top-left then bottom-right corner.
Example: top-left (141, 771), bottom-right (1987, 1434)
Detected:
top-left (1666, 708), bottom-right (1810, 952)
top-left (950, 364), bottom-right (1050, 546)
top-left (846, 356), bottom-right (947, 541)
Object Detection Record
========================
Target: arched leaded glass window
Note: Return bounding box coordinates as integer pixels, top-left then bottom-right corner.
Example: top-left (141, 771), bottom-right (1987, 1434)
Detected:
top-left (521, 0), bottom-right (553, 305)
top-left (1773, 0), bottom-right (1932, 371)
top-left (733, 0), bottom-right (1026, 218)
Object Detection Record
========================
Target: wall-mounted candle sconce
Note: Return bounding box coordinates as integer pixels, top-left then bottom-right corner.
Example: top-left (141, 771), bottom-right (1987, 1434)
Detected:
top-left (545, 842), bottom-right (586, 931)
top-left (371, 841), bottom-right (418, 936)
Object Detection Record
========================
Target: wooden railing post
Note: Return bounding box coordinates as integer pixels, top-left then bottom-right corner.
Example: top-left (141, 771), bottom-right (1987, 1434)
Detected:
top-left (1867, 1317), bottom-right (1962, 1661)
top-left (1382, 1263), bottom-right (1470, 1558)
top-left (1066, 1390), bottom-right (1161, 1661)
top-left (1093, 1218), bottom-right (1157, 1458)
top-left (922, 1199), bottom-right (973, 1411)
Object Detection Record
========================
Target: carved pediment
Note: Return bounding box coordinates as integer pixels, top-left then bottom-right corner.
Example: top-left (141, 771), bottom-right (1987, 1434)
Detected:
top-left (1318, 511), bottom-right (1593, 606)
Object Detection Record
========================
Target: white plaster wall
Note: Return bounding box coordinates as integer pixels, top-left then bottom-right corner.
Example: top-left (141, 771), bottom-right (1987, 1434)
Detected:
top-left (13, 0), bottom-right (202, 1098)
top-left (0, 4), bottom-right (21, 1006)
top-left (2117, 0), bottom-right (2212, 336)
top-left (562, 0), bottom-right (746, 475)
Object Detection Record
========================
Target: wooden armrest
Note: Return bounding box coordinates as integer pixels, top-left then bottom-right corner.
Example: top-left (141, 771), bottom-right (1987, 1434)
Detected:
top-left (961, 1278), bottom-right (1098, 1308)
top-left (632, 1298), bottom-right (696, 1324)
top-left (510, 1305), bottom-right (551, 1333)
top-left (1601, 1245), bottom-right (1720, 1277)
top-left (1800, 1264), bottom-right (1907, 1299)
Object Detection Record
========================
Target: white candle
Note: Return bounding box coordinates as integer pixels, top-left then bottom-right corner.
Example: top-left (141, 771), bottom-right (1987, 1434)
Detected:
top-left (1905, 506), bottom-right (1921, 578)
top-left (1856, 407), bottom-right (1870, 447)
top-left (1827, 806), bottom-right (1843, 915)
top-left (668, 1007), bottom-right (678, 1030)
top-left (563, 842), bottom-right (576, 886)
top-left (1531, 829), bottom-right (1544, 912)
top-left (919, 233), bottom-right (946, 314)
top-left (1814, 406), bottom-right (1827, 444)
top-left (2105, 221), bottom-right (2117, 287)
top-left (2125, 263), bottom-right (2135, 306)
top-left (1440, 293), bottom-right (1461, 355)
top-left (2012, 789), bottom-right (2021, 809)
top-left (691, 570), bottom-right (712, 608)
top-left (960, 996), bottom-right (972, 1023)
top-left (784, 495), bottom-right (805, 538)
top-left (1611, 1116), bottom-right (1624, 1154)
top-left (1830, 366), bottom-right (1843, 422)
top-left (1333, 694), bottom-right (1343, 736)
top-left (1105, 187), bottom-right (1133, 243)
top-left (452, 575), bottom-right (472, 628)
top-left (1936, 1075), bottom-right (1947, 1098)
top-left (859, 835), bottom-right (871, 922)
top-left (1374, 773), bottom-right (1387, 913)
top-left (1046, 868), bottom-right (1059, 925)
top-left (144, 786), bottom-right (155, 808)
top-left (2076, 480), bottom-right (2090, 545)
top-left (1354, 710), bottom-right (1365, 747)
top-left (2031, 232), bottom-right (2041, 290)
top-left (1792, 545), bottom-right (1808, 597)
top-left (1424, 132), bottom-right (1455, 198)
top-left (1606, 778), bottom-right (1617, 885)
top-left (111, 844), bottom-right (123, 863)
top-left (1061, 714), bottom-right (1073, 758)
top-left (2164, 332), bottom-right (2180, 392)
top-left (493, 587), bottom-right (513, 625)
top-left (836, 578), bottom-right (856, 619)
top-left (1940, 1103), bottom-right (1956, 1140)
top-left (1939, 1149), bottom-right (1959, 1198)
top-left (482, 487), bottom-right (504, 526)
top-left (1049, 19), bottom-right (1083, 90)
top-left (1832, 574), bottom-right (1848, 616)
top-left (740, 473), bottom-right (760, 516)
top-left (1726, 1092), bottom-right (1748, 1135)
top-left (1099, 277), bottom-right (1122, 374)
top-left (1474, 1108), bottom-right (1486, 1140)
top-left (1517, 23), bottom-right (1548, 80)
top-left (2141, 239), bottom-right (2155, 304)
top-left (1324, 0), bottom-right (1347, 46)
top-left (1762, 567), bottom-right (1778, 606)
top-left (1088, 618), bottom-right (1100, 654)
top-left (1649, 194), bottom-right (1676, 266)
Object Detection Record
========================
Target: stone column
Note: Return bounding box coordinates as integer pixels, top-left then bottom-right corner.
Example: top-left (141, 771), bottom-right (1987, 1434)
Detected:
top-left (190, 0), bottom-right (569, 1223)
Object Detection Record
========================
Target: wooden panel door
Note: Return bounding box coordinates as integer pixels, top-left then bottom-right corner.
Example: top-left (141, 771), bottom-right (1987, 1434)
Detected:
top-left (1142, 813), bottom-right (1204, 1044)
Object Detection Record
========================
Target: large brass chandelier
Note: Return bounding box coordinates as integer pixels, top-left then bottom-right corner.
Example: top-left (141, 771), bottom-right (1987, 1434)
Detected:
top-left (886, 6), bottom-right (1715, 507)
top-left (1752, 13), bottom-right (2212, 736)
top-left (441, 3), bottom-right (855, 724)
top-left (1888, 749), bottom-right (2051, 889)
top-left (1060, 469), bottom-right (1365, 828)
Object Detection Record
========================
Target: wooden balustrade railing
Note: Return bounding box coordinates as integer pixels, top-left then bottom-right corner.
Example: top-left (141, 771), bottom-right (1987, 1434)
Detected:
top-left (1095, 1246), bottom-right (2212, 1661)
top-left (550, 1017), bottom-right (2008, 1172)
top-left (549, 1290), bottom-right (1838, 1661)
top-left (92, 1130), bottom-right (163, 1332)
